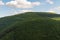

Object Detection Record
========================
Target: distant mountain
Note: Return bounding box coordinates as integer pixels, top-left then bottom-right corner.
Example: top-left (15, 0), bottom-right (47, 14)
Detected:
top-left (0, 12), bottom-right (60, 40)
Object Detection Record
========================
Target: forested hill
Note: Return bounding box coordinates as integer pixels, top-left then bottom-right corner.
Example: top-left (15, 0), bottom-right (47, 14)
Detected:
top-left (0, 12), bottom-right (60, 40)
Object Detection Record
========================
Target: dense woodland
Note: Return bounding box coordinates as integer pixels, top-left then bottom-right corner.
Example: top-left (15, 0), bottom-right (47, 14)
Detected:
top-left (0, 12), bottom-right (60, 40)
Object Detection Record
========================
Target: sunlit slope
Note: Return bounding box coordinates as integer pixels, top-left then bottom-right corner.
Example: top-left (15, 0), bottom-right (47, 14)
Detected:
top-left (51, 17), bottom-right (60, 20)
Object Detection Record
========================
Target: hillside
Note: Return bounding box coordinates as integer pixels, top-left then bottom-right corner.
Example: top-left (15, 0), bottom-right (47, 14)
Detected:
top-left (0, 12), bottom-right (60, 40)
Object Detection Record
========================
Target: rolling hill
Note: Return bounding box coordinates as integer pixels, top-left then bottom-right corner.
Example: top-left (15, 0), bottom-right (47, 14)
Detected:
top-left (0, 12), bottom-right (60, 40)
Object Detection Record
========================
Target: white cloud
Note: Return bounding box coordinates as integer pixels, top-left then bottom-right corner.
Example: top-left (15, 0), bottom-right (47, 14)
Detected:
top-left (45, 11), bottom-right (55, 13)
top-left (0, 1), bottom-right (4, 5)
top-left (47, 7), bottom-right (60, 14)
top-left (20, 10), bottom-right (33, 13)
top-left (13, 10), bottom-right (33, 14)
top-left (50, 7), bottom-right (60, 10)
top-left (32, 2), bottom-right (40, 6)
top-left (6, 0), bottom-right (40, 8)
top-left (46, 0), bottom-right (54, 4)
top-left (7, 9), bottom-right (33, 15)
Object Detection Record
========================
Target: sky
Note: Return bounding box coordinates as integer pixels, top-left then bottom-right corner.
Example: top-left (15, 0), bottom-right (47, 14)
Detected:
top-left (0, 0), bottom-right (60, 17)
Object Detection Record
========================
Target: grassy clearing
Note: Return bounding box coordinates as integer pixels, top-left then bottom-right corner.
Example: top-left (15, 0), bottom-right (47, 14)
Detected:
top-left (51, 17), bottom-right (60, 20)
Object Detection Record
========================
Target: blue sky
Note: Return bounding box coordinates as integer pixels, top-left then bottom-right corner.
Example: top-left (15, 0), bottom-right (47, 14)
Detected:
top-left (0, 0), bottom-right (60, 17)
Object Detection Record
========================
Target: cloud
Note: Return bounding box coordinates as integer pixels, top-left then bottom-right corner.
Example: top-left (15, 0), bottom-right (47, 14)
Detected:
top-left (50, 7), bottom-right (60, 10)
top-left (6, 0), bottom-right (40, 8)
top-left (32, 2), bottom-right (40, 6)
top-left (20, 10), bottom-right (33, 13)
top-left (0, 0), bottom-right (4, 5)
top-left (45, 11), bottom-right (55, 13)
top-left (46, 0), bottom-right (54, 4)
top-left (7, 9), bottom-right (33, 15)
top-left (44, 7), bottom-right (60, 13)
top-left (13, 10), bottom-right (33, 14)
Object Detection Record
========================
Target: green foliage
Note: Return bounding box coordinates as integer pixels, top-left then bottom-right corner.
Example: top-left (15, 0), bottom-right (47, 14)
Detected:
top-left (0, 12), bottom-right (60, 40)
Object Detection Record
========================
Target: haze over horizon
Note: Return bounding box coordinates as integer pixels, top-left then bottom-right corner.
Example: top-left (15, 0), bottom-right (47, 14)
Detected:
top-left (0, 0), bottom-right (60, 17)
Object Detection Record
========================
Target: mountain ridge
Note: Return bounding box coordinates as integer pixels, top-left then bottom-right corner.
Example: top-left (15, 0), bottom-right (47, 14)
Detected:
top-left (0, 12), bottom-right (60, 40)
